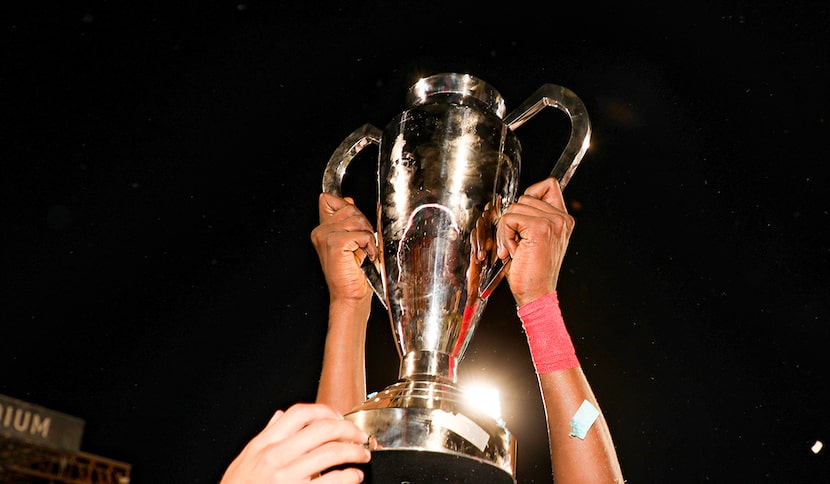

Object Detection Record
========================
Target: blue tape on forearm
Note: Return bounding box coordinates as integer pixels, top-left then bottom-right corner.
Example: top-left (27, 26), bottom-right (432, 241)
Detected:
top-left (569, 400), bottom-right (600, 440)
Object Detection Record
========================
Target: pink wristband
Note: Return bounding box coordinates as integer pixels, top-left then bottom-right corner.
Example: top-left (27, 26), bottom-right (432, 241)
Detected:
top-left (517, 292), bottom-right (580, 373)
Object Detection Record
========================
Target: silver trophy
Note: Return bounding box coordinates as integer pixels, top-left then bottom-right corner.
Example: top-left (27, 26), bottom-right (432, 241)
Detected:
top-left (323, 73), bottom-right (590, 482)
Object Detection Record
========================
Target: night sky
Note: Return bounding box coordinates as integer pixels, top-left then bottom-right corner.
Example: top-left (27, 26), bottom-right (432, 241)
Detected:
top-left (3, 1), bottom-right (829, 482)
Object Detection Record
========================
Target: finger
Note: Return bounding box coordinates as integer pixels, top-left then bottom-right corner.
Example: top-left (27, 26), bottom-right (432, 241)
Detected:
top-left (512, 198), bottom-right (559, 218)
top-left (284, 441), bottom-right (370, 481)
top-left (496, 212), bottom-right (521, 260)
top-left (522, 177), bottom-right (566, 211)
top-left (317, 200), bottom-right (375, 235)
top-left (265, 422), bottom-right (370, 476)
top-left (319, 193), bottom-right (368, 225)
top-left (323, 212), bottom-right (375, 235)
top-left (260, 403), bottom-right (344, 443)
top-left (510, 195), bottom-right (557, 216)
top-left (478, 214), bottom-right (496, 261)
top-left (311, 212), bottom-right (376, 254)
top-left (497, 209), bottom-right (572, 261)
top-left (471, 221), bottom-right (484, 261)
top-left (275, 418), bottom-right (369, 457)
top-left (316, 467), bottom-right (366, 484)
top-left (266, 409), bottom-right (285, 426)
top-left (320, 227), bottom-right (378, 263)
top-left (319, 192), bottom-right (351, 220)
top-left (235, 404), bottom-right (337, 459)
top-left (279, 406), bottom-right (368, 446)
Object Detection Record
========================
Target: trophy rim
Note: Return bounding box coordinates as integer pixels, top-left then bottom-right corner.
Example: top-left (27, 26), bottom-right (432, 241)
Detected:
top-left (407, 72), bottom-right (507, 118)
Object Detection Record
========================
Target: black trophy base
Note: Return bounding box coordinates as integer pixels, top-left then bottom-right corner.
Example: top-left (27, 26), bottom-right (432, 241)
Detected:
top-left (356, 449), bottom-right (516, 484)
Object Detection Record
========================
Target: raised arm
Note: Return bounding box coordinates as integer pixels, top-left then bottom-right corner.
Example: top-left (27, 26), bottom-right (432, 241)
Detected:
top-left (219, 194), bottom-right (376, 483)
top-left (310, 193), bottom-right (377, 415)
top-left (498, 177), bottom-right (624, 483)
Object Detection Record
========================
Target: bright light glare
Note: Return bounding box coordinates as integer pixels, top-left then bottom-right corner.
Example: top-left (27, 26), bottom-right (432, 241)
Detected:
top-left (465, 385), bottom-right (502, 421)
top-left (812, 440), bottom-right (823, 454)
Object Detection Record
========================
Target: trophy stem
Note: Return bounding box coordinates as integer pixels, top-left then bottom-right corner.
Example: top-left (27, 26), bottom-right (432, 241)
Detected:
top-left (399, 350), bottom-right (458, 382)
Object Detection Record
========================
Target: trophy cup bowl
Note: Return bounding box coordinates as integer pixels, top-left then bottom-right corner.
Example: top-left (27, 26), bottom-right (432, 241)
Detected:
top-left (323, 73), bottom-right (590, 482)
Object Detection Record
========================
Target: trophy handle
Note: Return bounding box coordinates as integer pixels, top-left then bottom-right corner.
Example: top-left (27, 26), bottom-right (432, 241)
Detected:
top-left (504, 83), bottom-right (591, 190)
top-left (322, 123), bottom-right (388, 309)
top-left (479, 85), bottom-right (591, 299)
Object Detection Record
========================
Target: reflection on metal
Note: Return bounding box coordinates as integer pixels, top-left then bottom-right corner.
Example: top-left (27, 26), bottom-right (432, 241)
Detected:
top-left (395, 203), bottom-right (461, 284)
top-left (347, 379), bottom-right (515, 479)
top-left (323, 72), bottom-right (591, 482)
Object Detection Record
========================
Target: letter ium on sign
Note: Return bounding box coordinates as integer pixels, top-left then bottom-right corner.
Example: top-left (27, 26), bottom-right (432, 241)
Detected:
top-left (0, 402), bottom-right (51, 438)
top-left (0, 393), bottom-right (84, 452)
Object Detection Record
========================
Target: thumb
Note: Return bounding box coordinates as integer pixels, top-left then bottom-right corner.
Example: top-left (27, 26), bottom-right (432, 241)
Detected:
top-left (523, 177), bottom-right (562, 205)
top-left (319, 192), bottom-right (351, 219)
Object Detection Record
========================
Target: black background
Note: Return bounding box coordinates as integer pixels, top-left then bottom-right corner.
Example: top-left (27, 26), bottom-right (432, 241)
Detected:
top-left (3, 1), bottom-right (829, 482)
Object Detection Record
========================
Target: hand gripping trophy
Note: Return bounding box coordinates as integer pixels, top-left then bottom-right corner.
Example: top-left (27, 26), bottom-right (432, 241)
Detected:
top-left (323, 72), bottom-right (591, 483)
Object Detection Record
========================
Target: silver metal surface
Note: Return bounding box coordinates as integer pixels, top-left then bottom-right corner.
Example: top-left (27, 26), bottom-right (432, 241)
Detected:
top-left (323, 72), bottom-right (591, 480)
top-left (346, 380), bottom-right (517, 477)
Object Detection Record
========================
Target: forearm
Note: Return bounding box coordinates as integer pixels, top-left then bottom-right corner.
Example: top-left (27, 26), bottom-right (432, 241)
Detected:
top-left (518, 292), bottom-right (623, 482)
top-left (538, 369), bottom-right (623, 483)
top-left (316, 296), bottom-right (371, 415)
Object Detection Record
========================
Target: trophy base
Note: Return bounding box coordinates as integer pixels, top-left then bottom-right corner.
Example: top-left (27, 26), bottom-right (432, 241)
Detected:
top-left (344, 380), bottom-right (517, 481)
top-left (357, 449), bottom-right (516, 484)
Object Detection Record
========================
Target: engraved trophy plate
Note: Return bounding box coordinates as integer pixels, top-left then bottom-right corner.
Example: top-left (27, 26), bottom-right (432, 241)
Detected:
top-left (323, 73), bottom-right (590, 482)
